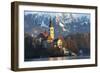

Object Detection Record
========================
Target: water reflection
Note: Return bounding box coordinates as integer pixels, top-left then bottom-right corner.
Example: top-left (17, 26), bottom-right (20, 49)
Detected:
top-left (25, 56), bottom-right (90, 61)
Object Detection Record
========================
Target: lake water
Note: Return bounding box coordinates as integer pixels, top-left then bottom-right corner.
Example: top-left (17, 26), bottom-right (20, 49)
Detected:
top-left (25, 56), bottom-right (90, 61)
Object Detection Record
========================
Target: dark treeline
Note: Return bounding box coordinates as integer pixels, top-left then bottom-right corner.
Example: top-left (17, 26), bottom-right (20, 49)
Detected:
top-left (24, 32), bottom-right (90, 61)
top-left (64, 33), bottom-right (90, 55)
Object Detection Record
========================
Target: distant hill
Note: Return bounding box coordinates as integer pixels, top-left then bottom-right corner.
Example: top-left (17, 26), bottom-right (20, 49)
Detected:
top-left (24, 13), bottom-right (90, 37)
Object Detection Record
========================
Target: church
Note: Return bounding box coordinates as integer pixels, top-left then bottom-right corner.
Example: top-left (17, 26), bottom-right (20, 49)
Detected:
top-left (47, 18), bottom-right (64, 49)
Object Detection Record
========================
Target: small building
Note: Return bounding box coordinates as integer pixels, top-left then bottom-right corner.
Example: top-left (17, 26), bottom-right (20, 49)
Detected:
top-left (47, 36), bottom-right (53, 43)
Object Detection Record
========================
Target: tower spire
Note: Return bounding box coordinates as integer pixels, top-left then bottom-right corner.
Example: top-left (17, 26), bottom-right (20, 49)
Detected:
top-left (49, 18), bottom-right (53, 27)
top-left (47, 17), bottom-right (54, 42)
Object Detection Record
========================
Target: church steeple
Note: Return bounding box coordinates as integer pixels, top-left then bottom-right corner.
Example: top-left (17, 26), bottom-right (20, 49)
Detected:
top-left (49, 18), bottom-right (54, 40)
top-left (47, 18), bottom-right (55, 43)
top-left (49, 18), bottom-right (53, 27)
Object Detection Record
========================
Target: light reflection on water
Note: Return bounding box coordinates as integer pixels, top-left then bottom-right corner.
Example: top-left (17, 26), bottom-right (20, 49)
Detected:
top-left (25, 56), bottom-right (90, 61)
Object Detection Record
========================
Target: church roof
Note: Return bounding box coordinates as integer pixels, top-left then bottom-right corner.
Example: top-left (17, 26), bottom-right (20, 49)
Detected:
top-left (58, 35), bottom-right (64, 41)
top-left (42, 31), bottom-right (48, 38)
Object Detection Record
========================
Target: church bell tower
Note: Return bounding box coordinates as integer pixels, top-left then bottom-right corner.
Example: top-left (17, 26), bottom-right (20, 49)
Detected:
top-left (49, 19), bottom-right (54, 40)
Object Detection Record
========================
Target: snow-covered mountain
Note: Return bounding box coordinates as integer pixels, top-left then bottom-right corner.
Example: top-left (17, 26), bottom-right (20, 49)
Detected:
top-left (24, 11), bottom-right (90, 37)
